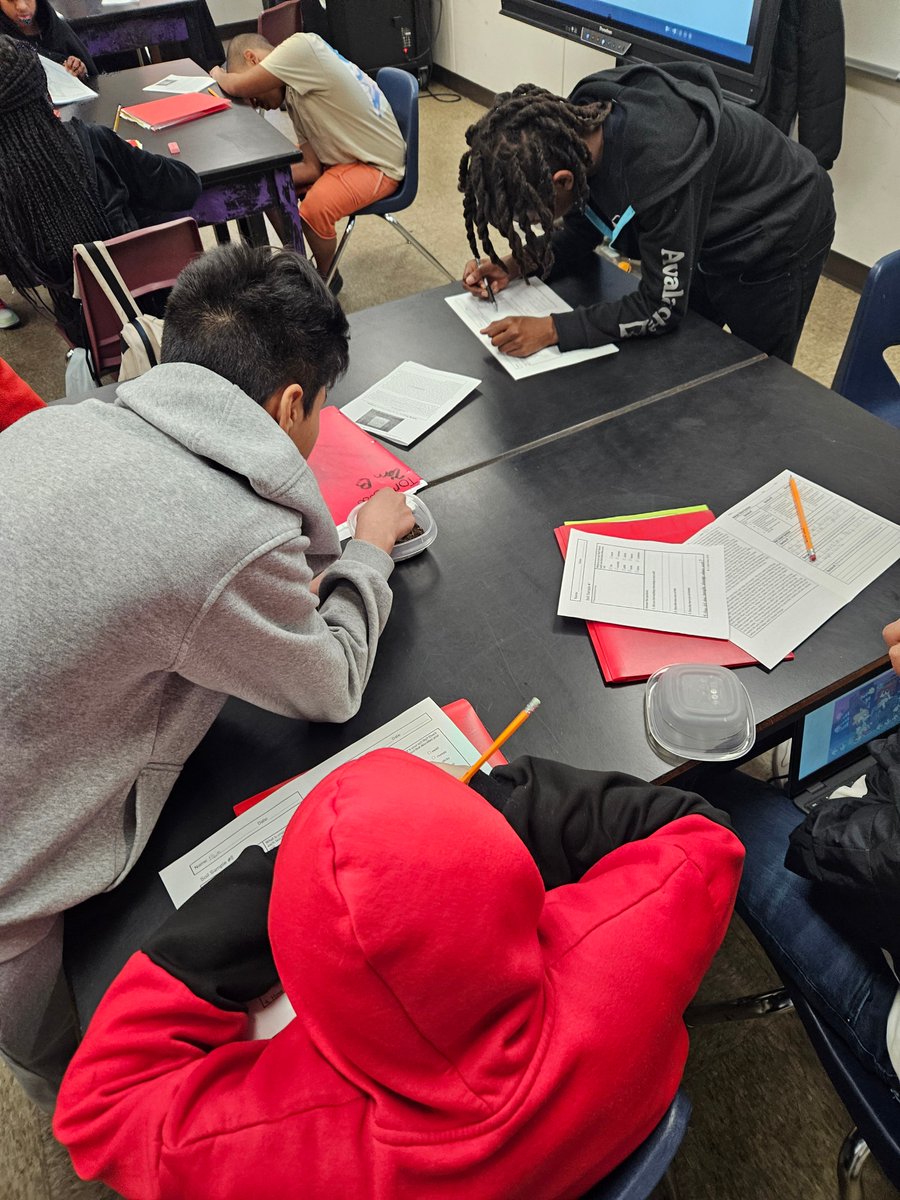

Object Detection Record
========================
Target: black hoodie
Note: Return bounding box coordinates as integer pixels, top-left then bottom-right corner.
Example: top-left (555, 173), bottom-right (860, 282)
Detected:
top-left (551, 62), bottom-right (834, 352)
top-left (0, 0), bottom-right (97, 73)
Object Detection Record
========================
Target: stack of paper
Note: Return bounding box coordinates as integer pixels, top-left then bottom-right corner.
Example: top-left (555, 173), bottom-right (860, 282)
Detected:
top-left (41, 56), bottom-right (96, 107)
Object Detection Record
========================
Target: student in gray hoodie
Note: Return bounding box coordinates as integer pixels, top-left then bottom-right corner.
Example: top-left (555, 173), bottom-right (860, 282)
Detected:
top-left (0, 243), bottom-right (413, 1107)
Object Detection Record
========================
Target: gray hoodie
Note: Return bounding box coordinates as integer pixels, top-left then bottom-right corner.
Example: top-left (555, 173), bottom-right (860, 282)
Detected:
top-left (0, 363), bottom-right (394, 1061)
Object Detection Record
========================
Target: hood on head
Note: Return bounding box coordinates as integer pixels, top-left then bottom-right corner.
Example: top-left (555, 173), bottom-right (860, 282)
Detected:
top-left (269, 749), bottom-right (548, 1128)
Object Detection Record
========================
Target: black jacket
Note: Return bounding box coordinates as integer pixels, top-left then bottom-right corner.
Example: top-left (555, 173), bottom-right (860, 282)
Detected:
top-left (551, 63), bottom-right (834, 352)
top-left (756, 0), bottom-right (845, 170)
top-left (0, 0), bottom-right (97, 74)
top-left (50, 121), bottom-right (201, 343)
top-left (786, 731), bottom-right (900, 966)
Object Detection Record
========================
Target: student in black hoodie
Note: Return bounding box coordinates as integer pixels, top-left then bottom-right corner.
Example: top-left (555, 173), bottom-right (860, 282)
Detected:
top-left (459, 63), bottom-right (835, 364)
top-left (0, 37), bottom-right (200, 345)
top-left (0, 0), bottom-right (95, 76)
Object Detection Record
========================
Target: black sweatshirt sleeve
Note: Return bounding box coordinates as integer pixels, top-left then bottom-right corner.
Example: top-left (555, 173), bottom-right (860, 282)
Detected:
top-left (470, 755), bottom-right (732, 890)
top-left (91, 124), bottom-right (203, 214)
top-left (551, 182), bottom-right (703, 351)
top-left (144, 846), bottom-right (278, 1011)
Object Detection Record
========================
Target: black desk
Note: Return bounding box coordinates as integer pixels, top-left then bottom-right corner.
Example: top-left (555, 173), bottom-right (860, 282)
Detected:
top-left (70, 59), bottom-right (304, 249)
top-left (57, 0), bottom-right (212, 65)
top-left (330, 262), bottom-right (764, 484)
top-left (65, 350), bottom-right (900, 1024)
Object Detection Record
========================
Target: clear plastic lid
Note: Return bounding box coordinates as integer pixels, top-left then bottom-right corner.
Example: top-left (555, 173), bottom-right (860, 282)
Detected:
top-left (645, 664), bottom-right (756, 762)
top-left (346, 493), bottom-right (437, 562)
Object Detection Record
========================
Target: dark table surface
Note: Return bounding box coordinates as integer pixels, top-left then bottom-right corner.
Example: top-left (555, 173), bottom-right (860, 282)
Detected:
top-left (329, 261), bottom-right (764, 484)
top-left (57, 0), bottom-right (194, 20)
top-left (66, 349), bottom-right (900, 1023)
top-left (68, 59), bottom-right (300, 184)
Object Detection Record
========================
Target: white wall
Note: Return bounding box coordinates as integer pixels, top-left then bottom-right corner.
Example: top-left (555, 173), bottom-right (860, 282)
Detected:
top-left (433, 1), bottom-right (900, 268)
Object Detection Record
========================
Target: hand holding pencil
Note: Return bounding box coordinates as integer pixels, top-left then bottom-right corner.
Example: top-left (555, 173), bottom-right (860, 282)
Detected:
top-left (461, 697), bottom-right (541, 784)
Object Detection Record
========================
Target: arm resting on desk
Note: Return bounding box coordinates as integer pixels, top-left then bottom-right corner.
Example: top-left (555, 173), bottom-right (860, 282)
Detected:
top-left (472, 755), bottom-right (734, 890)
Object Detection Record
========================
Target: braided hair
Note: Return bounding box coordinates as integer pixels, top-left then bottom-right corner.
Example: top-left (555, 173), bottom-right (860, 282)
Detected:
top-left (459, 83), bottom-right (611, 278)
top-left (0, 36), bottom-right (111, 307)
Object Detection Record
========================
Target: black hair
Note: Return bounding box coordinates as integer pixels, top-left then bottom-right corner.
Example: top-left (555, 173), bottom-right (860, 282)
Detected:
top-left (0, 36), bottom-right (112, 305)
top-left (226, 32), bottom-right (273, 73)
top-left (458, 83), bottom-right (611, 279)
top-left (161, 243), bottom-right (350, 411)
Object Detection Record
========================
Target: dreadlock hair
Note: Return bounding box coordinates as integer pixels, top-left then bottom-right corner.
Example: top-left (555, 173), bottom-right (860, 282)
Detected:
top-left (459, 83), bottom-right (611, 279)
top-left (0, 36), bottom-right (112, 307)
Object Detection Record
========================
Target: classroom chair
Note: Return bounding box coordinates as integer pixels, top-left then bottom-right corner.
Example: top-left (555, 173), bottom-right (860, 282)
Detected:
top-left (579, 1090), bottom-right (690, 1200)
top-left (687, 979), bottom-right (900, 1198)
top-left (832, 248), bottom-right (900, 427)
top-left (323, 67), bottom-right (454, 289)
top-left (257, 0), bottom-right (303, 47)
top-left (73, 218), bottom-right (203, 381)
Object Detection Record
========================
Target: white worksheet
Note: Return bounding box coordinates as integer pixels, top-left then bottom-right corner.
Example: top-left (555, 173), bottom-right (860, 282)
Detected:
top-left (341, 362), bottom-right (480, 447)
top-left (444, 278), bottom-right (618, 380)
top-left (557, 531), bottom-right (729, 638)
top-left (159, 699), bottom-right (482, 907)
top-left (143, 74), bottom-right (216, 94)
top-left (41, 56), bottom-right (95, 106)
top-left (688, 470), bottom-right (900, 669)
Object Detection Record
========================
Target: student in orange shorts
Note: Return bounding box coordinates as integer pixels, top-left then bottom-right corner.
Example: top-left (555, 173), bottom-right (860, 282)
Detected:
top-left (213, 33), bottom-right (405, 291)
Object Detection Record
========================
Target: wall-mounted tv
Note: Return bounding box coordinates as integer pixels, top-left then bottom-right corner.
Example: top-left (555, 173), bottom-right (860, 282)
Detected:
top-left (500, 0), bottom-right (783, 104)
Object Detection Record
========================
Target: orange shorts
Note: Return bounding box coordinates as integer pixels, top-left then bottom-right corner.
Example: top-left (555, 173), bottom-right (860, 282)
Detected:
top-left (299, 163), bottom-right (399, 240)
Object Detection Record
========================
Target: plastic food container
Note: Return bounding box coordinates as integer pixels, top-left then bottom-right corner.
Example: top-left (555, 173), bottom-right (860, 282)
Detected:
top-left (346, 493), bottom-right (437, 562)
top-left (645, 664), bottom-right (756, 762)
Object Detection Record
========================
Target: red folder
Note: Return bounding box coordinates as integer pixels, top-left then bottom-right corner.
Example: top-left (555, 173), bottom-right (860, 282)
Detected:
top-left (232, 699), bottom-right (505, 816)
top-left (554, 510), bottom-right (763, 684)
top-left (307, 407), bottom-right (424, 528)
top-left (120, 91), bottom-right (230, 131)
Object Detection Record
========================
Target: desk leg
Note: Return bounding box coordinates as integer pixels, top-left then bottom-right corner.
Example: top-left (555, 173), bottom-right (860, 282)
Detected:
top-left (272, 165), bottom-right (305, 255)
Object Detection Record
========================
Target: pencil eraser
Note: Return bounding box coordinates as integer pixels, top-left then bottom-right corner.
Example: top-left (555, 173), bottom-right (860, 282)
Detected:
top-left (168, 141), bottom-right (180, 154)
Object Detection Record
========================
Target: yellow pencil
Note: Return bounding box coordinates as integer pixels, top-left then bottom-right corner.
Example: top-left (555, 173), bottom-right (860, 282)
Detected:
top-left (207, 86), bottom-right (217, 96)
top-left (113, 104), bottom-right (122, 133)
top-left (461, 697), bottom-right (541, 784)
top-left (789, 475), bottom-right (817, 562)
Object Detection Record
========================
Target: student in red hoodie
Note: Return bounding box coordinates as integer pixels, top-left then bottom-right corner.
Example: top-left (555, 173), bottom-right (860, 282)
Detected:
top-left (0, 355), bottom-right (44, 429)
top-left (54, 749), bottom-right (743, 1199)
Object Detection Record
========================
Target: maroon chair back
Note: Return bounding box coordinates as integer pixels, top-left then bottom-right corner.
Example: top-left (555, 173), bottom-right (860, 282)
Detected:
top-left (257, 0), bottom-right (302, 47)
top-left (73, 217), bottom-right (203, 378)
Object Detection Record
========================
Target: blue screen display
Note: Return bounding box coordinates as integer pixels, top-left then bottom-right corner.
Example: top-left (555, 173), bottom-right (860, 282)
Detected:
top-left (798, 666), bottom-right (900, 782)
top-left (563, 0), bottom-right (760, 64)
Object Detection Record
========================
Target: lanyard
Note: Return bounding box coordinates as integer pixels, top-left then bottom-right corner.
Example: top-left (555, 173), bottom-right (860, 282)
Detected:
top-left (584, 204), bottom-right (635, 248)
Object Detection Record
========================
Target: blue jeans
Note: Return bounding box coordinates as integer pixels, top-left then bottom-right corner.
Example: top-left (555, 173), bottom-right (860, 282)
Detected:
top-left (699, 770), bottom-right (899, 1091)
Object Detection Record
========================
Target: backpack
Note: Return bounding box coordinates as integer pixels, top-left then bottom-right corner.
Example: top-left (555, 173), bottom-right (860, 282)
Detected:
top-left (72, 240), bottom-right (164, 382)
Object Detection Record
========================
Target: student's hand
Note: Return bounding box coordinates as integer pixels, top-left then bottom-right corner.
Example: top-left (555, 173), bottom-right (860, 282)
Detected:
top-left (462, 257), bottom-right (516, 300)
top-left (210, 65), bottom-right (225, 86)
top-left (480, 314), bottom-right (558, 357)
top-left (884, 618), bottom-right (900, 675)
top-left (64, 56), bottom-right (87, 77)
top-left (353, 488), bottom-right (415, 555)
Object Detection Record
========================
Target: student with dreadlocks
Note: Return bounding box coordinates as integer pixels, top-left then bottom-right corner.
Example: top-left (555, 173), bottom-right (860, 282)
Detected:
top-left (0, 36), bottom-right (201, 345)
top-left (459, 63), bottom-right (835, 364)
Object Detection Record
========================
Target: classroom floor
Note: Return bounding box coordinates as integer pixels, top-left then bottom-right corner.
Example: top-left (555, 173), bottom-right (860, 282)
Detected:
top-left (2, 91), bottom-right (898, 1200)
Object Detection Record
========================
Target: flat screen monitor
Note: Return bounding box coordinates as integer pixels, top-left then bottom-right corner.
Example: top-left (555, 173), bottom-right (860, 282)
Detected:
top-left (500, 0), bottom-right (783, 104)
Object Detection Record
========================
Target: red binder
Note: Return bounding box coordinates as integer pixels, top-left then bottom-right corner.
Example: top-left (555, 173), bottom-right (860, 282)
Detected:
top-left (119, 92), bottom-right (231, 131)
top-left (232, 699), bottom-right (504, 816)
top-left (554, 510), bottom-right (763, 684)
top-left (307, 406), bottom-right (424, 528)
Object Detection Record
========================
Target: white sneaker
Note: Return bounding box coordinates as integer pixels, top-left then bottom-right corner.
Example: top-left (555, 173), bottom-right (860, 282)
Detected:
top-left (0, 303), bottom-right (21, 330)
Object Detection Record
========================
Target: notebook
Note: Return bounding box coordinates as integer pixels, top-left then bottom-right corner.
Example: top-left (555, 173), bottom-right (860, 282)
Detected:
top-left (787, 660), bottom-right (900, 811)
top-left (554, 509), bottom-right (762, 684)
top-left (306, 406), bottom-right (425, 536)
top-left (119, 91), bottom-right (230, 131)
top-left (232, 698), bottom-right (506, 816)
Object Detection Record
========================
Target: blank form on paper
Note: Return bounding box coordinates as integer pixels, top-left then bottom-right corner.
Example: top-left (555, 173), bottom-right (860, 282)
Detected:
top-left (444, 278), bottom-right (618, 380)
top-left (557, 530), bottom-right (729, 638)
top-left (159, 699), bottom-right (482, 908)
top-left (688, 470), bottom-right (900, 669)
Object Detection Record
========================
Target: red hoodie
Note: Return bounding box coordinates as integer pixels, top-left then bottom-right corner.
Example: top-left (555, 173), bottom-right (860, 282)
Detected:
top-left (0, 357), bottom-right (44, 430)
top-left (55, 749), bottom-right (742, 1199)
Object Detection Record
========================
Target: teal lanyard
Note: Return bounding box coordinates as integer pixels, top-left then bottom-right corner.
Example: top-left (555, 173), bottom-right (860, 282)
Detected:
top-left (584, 204), bottom-right (635, 248)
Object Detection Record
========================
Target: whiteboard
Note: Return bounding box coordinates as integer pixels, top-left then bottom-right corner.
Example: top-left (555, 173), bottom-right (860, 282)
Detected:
top-left (843, 0), bottom-right (900, 78)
